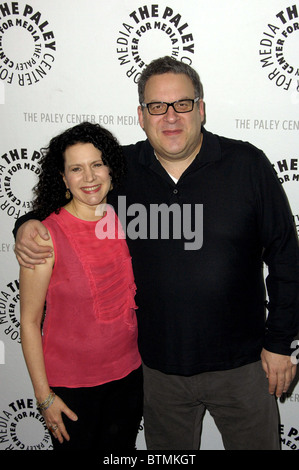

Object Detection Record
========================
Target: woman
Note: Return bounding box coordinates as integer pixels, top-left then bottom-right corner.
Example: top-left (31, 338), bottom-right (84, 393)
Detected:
top-left (20, 122), bottom-right (142, 451)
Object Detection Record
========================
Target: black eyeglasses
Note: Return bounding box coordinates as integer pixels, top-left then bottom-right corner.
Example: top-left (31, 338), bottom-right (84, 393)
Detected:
top-left (141, 97), bottom-right (200, 115)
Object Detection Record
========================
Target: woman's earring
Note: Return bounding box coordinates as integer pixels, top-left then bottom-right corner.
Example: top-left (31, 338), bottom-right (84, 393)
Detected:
top-left (65, 189), bottom-right (71, 199)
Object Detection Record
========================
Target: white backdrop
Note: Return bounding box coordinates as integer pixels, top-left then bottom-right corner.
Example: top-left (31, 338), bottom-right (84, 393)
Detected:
top-left (0, 0), bottom-right (298, 452)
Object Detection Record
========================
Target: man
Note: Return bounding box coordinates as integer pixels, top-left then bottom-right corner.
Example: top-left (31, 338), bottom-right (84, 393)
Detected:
top-left (14, 57), bottom-right (299, 450)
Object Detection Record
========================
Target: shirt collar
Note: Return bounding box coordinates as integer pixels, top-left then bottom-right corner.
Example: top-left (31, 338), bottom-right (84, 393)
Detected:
top-left (139, 127), bottom-right (222, 170)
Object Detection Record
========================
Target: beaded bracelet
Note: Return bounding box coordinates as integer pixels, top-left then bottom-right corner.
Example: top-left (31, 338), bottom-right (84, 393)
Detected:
top-left (36, 390), bottom-right (56, 411)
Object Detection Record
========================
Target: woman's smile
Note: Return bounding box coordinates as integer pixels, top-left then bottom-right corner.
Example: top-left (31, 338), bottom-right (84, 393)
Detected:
top-left (81, 184), bottom-right (102, 194)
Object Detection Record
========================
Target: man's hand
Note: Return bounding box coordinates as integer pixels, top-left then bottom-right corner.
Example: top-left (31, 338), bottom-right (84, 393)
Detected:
top-left (261, 348), bottom-right (297, 398)
top-left (14, 220), bottom-right (52, 269)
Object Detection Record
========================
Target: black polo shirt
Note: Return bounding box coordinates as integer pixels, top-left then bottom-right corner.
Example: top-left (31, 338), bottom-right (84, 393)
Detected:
top-left (111, 127), bottom-right (299, 375)
top-left (14, 128), bottom-right (299, 375)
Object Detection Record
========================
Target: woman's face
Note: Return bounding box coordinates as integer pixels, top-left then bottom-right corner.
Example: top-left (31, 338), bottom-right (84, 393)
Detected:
top-left (62, 142), bottom-right (112, 211)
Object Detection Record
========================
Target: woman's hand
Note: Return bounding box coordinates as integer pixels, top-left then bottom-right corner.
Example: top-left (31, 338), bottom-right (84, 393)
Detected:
top-left (42, 394), bottom-right (78, 444)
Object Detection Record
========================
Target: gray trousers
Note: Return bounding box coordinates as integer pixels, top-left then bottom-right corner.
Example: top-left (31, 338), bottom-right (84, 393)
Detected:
top-left (143, 360), bottom-right (280, 450)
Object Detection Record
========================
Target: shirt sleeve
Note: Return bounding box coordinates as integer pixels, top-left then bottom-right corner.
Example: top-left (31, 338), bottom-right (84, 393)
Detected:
top-left (256, 151), bottom-right (299, 355)
top-left (12, 210), bottom-right (39, 240)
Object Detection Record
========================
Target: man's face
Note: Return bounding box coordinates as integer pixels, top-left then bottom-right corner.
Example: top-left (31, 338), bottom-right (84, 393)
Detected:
top-left (138, 72), bottom-right (204, 163)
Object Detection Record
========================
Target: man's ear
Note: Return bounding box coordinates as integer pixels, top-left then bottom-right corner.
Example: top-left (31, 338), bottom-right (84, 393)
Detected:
top-left (137, 105), bottom-right (145, 130)
top-left (199, 99), bottom-right (206, 125)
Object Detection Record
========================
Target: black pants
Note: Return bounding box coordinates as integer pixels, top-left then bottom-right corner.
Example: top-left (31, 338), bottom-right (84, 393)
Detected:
top-left (51, 366), bottom-right (143, 451)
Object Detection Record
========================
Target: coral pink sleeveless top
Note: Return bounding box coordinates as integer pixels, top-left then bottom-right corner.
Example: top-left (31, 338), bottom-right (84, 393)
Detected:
top-left (42, 207), bottom-right (141, 388)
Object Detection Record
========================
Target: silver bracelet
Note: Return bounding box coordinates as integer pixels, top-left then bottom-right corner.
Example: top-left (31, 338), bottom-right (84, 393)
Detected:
top-left (36, 390), bottom-right (56, 411)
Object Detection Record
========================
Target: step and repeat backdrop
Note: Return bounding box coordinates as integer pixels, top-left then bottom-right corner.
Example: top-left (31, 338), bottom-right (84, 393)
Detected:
top-left (0, 0), bottom-right (298, 451)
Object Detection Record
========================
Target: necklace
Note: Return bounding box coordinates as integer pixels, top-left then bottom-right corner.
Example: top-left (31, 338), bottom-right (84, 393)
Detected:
top-left (67, 200), bottom-right (105, 221)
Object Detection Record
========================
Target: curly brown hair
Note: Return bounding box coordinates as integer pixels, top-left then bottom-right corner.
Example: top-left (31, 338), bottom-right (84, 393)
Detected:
top-left (33, 122), bottom-right (126, 220)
